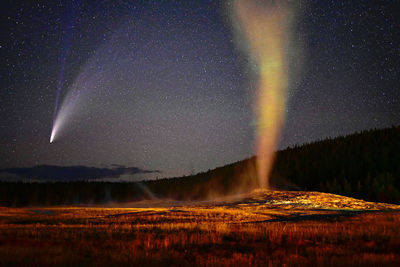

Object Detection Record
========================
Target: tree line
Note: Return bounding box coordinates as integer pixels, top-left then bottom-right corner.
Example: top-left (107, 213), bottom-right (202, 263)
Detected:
top-left (0, 126), bottom-right (398, 206)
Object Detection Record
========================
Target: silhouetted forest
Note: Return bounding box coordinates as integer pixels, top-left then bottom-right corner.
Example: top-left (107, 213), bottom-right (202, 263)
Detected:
top-left (1, 126), bottom-right (399, 206)
top-left (271, 125), bottom-right (400, 204)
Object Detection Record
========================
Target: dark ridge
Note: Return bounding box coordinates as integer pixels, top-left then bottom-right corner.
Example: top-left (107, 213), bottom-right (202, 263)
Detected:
top-left (0, 125), bottom-right (399, 206)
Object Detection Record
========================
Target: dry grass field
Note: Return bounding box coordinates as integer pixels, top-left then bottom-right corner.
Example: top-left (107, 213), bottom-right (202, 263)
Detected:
top-left (1, 190), bottom-right (400, 266)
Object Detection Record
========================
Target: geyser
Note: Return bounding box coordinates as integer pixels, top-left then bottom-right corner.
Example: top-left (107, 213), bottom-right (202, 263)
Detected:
top-left (234, 0), bottom-right (292, 189)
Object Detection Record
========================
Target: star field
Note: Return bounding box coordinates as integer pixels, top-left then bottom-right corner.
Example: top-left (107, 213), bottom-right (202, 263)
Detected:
top-left (1, 0), bottom-right (399, 180)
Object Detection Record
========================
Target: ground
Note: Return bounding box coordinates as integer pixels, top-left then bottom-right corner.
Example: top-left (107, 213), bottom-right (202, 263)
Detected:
top-left (1, 190), bottom-right (400, 266)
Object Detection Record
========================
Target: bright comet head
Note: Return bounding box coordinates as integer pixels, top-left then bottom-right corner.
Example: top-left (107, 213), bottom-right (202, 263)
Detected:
top-left (50, 128), bottom-right (55, 143)
top-left (50, 110), bottom-right (64, 144)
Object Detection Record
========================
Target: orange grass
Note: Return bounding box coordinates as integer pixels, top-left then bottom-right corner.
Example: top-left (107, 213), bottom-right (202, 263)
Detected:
top-left (0, 204), bottom-right (400, 266)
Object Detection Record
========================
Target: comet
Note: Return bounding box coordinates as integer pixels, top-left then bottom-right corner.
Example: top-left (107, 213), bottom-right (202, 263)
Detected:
top-left (234, 0), bottom-right (293, 189)
top-left (50, 82), bottom-right (85, 143)
top-left (50, 1), bottom-right (76, 143)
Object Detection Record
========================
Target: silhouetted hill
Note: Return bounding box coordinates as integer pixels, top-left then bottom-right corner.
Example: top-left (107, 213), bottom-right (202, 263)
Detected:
top-left (274, 126), bottom-right (400, 203)
top-left (146, 125), bottom-right (400, 203)
top-left (1, 126), bottom-right (399, 206)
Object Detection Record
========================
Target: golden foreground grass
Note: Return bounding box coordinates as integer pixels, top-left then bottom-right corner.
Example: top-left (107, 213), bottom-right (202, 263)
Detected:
top-left (1, 191), bottom-right (400, 266)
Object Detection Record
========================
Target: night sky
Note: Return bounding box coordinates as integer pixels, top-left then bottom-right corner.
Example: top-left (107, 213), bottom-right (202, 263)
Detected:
top-left (1, 0), bottom-right (399, 181)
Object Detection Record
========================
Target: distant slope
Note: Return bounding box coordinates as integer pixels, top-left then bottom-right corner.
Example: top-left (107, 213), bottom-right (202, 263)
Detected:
top-left (145, 125), bottom-right (400, 203)
top-left (0, 126), bottom-right (399, 206)
top-left (271, 125), bottom-right (400, 203)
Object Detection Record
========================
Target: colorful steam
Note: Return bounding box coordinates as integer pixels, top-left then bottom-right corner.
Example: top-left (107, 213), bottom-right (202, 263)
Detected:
top-left (235, 0), bottom-right (291, 189)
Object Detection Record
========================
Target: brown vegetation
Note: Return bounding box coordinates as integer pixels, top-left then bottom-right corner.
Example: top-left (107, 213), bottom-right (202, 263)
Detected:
top-left (1, 191), bottom-right (400, 266)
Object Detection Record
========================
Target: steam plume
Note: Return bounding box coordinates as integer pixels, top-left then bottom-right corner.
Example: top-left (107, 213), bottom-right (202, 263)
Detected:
top-left (234, 0), bottom-right (292, 189)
